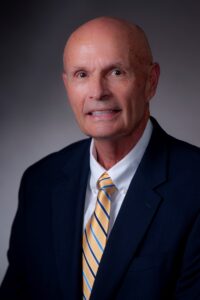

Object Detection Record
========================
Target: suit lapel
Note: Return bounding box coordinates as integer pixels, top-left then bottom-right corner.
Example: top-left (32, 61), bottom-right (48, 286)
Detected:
top-left (90, 120), bottom-right (169, 300)
top-left (51, 141), bottom-right (90, 299)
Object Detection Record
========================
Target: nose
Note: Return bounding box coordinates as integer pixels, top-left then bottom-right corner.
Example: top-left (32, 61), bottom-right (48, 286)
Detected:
top-left (88, 75), bottom-right (110, 101)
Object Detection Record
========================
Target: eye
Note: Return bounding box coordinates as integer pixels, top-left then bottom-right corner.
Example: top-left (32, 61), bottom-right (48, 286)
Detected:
top-left (112, 69), bottom-right (122, 76)
top-left (75, 71), bottom-right (87, 78)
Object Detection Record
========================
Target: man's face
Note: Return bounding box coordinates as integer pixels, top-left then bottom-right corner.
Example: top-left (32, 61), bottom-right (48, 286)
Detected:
top-left (63, 27), bottom-right (157, 142)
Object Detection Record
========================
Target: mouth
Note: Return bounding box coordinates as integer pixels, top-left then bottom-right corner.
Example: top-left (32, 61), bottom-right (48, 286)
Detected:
top-left (89, 109), bottom-right (119, 115)
top-left (87, 109), bottom-right (121, 120)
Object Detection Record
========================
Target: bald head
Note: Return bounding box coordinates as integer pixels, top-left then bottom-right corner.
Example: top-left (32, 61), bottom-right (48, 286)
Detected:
top-left (63, 16), bottom-right (153, 72)
top-left (62, 16), bottom-right (160, 155)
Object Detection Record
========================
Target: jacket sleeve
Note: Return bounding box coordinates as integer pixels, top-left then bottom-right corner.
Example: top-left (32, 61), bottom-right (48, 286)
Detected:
top-left (173, 212), bottom-right (200, 300)
top-left (0, 172), bottom-right (29, 299)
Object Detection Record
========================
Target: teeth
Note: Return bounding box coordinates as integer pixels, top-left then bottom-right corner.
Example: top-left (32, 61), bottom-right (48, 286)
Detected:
top-left (91, 110), bottom-right (114, 116)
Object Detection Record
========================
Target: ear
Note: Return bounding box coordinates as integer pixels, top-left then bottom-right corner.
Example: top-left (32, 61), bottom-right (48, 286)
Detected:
top-left (62, 72), bottom-right (68, 91)
top-left (145, 63), bottom-right (160, 102)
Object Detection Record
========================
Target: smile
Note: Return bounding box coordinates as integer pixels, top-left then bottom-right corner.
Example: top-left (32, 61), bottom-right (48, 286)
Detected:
top-left (90, 110), bottom-right (118, 116)
top-left (88, 109), bottom-right (121, 120)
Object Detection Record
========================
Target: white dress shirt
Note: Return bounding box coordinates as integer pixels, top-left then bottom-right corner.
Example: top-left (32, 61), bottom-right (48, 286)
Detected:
top-left (83, 120), bottom-right (153, 236)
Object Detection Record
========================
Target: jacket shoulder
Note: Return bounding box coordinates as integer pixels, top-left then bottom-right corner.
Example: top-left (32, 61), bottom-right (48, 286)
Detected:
top-left (151, 117), bottom-right (200, 166)
top-left (167, 134), bottom-right (200, 166)
top-left (22, 138), bottom-right (91, 182)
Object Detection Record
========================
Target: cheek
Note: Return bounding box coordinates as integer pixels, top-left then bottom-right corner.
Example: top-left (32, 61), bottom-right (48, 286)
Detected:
top-left (67, 100), bottom-right (82, 125)
top-left (120, 89), bottom-right (147, 120)
top-left (67, 88), bottom-right (84, 114)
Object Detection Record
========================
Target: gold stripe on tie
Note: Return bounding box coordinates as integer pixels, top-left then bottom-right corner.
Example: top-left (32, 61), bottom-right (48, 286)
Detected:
top-left (82, 172), bottom-right (116, 300)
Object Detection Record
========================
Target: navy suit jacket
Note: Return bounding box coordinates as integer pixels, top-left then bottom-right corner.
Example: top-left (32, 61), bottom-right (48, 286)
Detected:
top-left (1, 118), bottom-right (200, 300)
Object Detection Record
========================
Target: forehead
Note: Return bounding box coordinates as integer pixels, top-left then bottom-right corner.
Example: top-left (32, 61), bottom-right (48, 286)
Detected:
top-left (64, 25), bottom-right (139, 68)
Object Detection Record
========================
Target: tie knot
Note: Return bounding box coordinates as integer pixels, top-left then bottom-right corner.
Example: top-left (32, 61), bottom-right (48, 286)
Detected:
top-left (97, 172), bottom-right (116, 197)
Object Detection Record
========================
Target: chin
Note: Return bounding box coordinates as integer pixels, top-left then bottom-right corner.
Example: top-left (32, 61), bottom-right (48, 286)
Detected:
top-left (82, 126), bottom-right (113, 138)
top-left (86, 130), bottom-right (125, 141)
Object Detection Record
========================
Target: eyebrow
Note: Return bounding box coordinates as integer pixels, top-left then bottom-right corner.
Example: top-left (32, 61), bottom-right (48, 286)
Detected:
top-left (68, 62), bottom-right (129, 74)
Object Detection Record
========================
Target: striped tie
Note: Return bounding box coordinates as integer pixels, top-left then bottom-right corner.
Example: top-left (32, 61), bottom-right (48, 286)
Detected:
top-left (82, 172), bottom-right (116, 300)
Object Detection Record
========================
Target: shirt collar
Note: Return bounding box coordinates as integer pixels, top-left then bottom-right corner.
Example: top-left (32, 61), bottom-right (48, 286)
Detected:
top-left (89, 119), bottom-right (153, 192)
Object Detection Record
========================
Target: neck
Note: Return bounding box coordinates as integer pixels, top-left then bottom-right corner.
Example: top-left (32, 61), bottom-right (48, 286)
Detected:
top-left (94, 117), bottom-right (149, 170)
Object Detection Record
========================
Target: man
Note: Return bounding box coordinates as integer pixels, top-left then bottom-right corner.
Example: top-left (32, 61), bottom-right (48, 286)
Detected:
top-left (0, 16), bottom-right (200, 300)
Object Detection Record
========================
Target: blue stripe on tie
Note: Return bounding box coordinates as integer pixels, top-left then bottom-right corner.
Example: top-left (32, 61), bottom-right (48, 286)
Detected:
top-left (99, 176), bottom-right (110, 182)
top-left (85, 230), bottom-right (100, 265)
top-left (101, 184), bottom-right (115, 189)
top-left (82, 249), bottom-right (96, 279)
top-left (83, 293), bottom-right (87, 300)
top-left (90, 224), bottom-right (104, 252)
top-left (97, 198), bottom-right (110, 220)
top-left (83, 270), bottom-right (92, 291)
top-left (102, 189), bottom-right (112, 201)
top-left (94, 212), bottom-right (107, 237)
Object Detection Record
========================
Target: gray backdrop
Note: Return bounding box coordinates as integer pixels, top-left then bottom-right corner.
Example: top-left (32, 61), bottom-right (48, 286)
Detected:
top-left (1, 0), bottom-right (200, 284)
